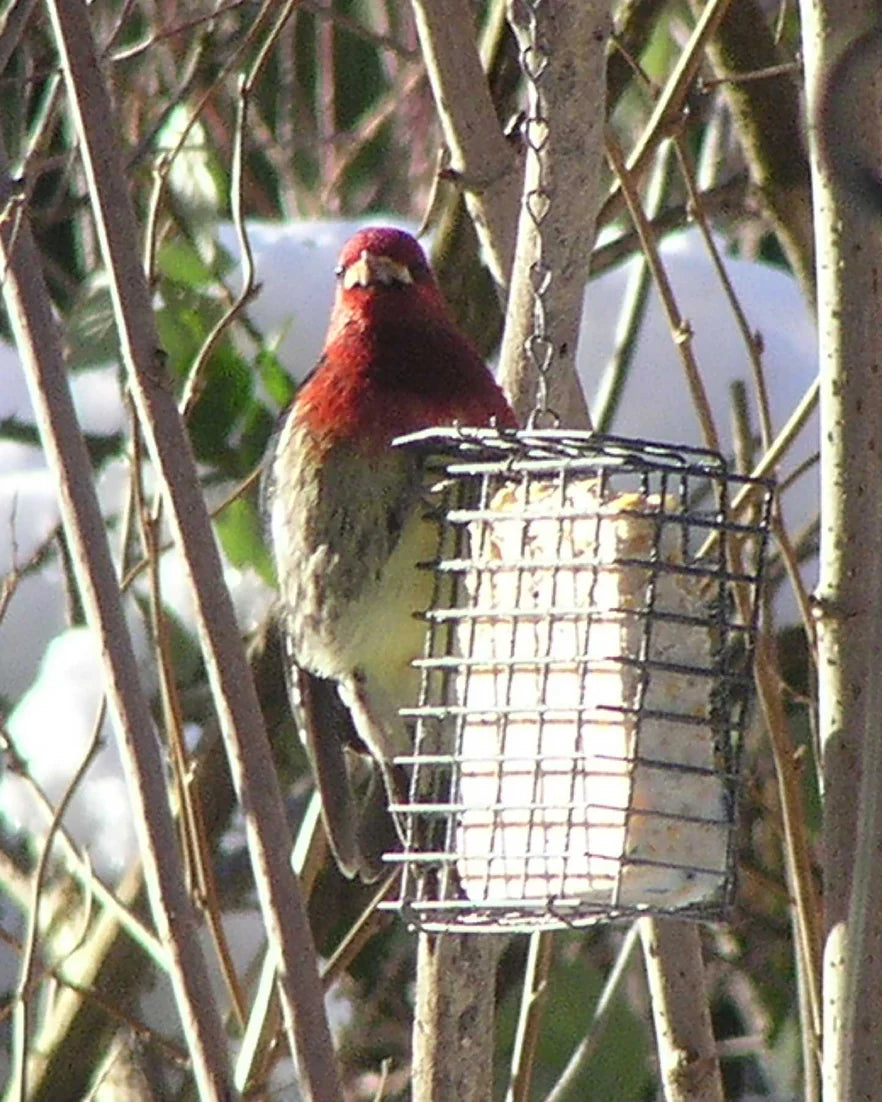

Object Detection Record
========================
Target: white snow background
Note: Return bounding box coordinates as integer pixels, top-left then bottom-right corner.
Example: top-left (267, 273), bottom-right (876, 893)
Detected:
top-left (0, 220), bottom-right (818, 1085)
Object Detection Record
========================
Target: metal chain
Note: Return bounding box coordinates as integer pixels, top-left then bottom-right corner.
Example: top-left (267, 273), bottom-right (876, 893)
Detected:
top-left (510, 0), bottom-right (558, 428)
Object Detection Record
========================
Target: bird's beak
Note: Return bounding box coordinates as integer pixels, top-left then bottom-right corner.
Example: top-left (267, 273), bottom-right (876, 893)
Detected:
top-left (342, 248), bottom-right (414, 290)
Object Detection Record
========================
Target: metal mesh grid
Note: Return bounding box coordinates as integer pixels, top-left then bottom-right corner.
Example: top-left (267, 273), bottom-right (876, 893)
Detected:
top-left (382, 427), bottom-right (774, 933)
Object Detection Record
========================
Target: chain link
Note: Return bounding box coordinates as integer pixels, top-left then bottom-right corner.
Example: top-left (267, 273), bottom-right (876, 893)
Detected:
top-left (510, 0), bottom-right (559, 429)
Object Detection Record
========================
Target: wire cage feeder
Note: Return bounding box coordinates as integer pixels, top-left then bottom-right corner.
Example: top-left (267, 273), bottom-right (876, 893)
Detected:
top-left (382, 427), bottom-right (774, 934)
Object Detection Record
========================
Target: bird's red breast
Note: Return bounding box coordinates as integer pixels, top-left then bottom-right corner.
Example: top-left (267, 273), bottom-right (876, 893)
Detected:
top-left (293, 227), bottom-right (516, 452)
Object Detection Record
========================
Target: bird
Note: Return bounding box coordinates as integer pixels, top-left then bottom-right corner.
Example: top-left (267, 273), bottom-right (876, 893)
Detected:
top-left (263, 226), bottom-right (517, 881)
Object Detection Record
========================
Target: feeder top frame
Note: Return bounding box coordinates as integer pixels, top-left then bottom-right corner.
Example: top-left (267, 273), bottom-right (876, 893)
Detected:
top-left (393, 425), bottom-right (776, 494)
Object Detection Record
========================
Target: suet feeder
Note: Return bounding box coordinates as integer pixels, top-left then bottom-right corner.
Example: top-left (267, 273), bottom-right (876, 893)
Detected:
top-left (382, 427), bottom-right (773, 933)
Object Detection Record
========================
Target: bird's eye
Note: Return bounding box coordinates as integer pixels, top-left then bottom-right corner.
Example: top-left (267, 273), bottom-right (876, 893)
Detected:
top-left (334, 264), bottom-right (344, 279)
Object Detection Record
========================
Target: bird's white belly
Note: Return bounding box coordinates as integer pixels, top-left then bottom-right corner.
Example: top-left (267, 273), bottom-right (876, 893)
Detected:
top-left (337, 504), bottom-right (437, 708)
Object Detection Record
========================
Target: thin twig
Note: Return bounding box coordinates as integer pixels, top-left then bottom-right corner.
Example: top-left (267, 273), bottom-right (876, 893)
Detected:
top-left (0, 931), bottom-right (190, 1071)
top-left (730, 584), bottom-right (823, 1059)
top-left (598, 0), bottom-right (737, 225)
top-left (321, 64), bottom-right (426, 207)
top-left (605, 131), bottom-right (721, 454)
top-left (177, 76), bottom-right (260, 422)
top-left (0, 723), bottom-right (166, 967)
top-left (674, 138), bottom-right (774, 450)
top-left (672, 136), bottom-right (816, 642)
top-left (299, 0), bottom-right (418, 59)
top-left (234, 792), bottom-right (327, 1093)
top-left (688, 0), bottom-right (815, 297)
top-left (319, 879), bottom-right (396, 994)
top-left (545, 923), bottom-right (642, 1102)
top-left (592, 139), bottom-right (674, 431)
top-left (709, 376), bottom-right (819, 539)
top-left (506, 931), bottom-right (553, 1102)
top-left (0, 0), bottom-right (39, 76)
top-left (109, 0), bottom-right (257, 63)
top-left (11, 699), bottom-right (105, 1102)
top-left (139, 500), bottom-right (248, 1029)
top-left (700, 60), bottom-right (802, 88)
top-left (126, 0), bottom-right (278, 211)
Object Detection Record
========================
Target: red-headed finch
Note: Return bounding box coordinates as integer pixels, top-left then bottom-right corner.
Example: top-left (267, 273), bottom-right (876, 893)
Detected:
top-left (264, 226), bottom-right (516, 881)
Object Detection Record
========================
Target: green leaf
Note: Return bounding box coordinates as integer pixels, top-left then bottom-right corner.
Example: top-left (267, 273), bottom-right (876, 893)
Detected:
top-left (215, 495), bottom-right (275, 585)
top-left (257, 348), bottom-right (298, 409)
top-left (495, 934), bottom-right (651, 1100)
top-left (157, 238), bottom-right (217, 290)
top-left (186, 345), bottom-right (254, 469)
top-left (155, 300), bottom-right (207, 381)
top-left (237, 401), bottom-right (276, 474)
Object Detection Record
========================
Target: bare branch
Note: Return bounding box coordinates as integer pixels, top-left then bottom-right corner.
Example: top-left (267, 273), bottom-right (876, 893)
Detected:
top-left (42, 2), bottom-right (343, 1097)
top-left (640, 920), bottom-right (725, 1102)
top-left (800, 3), bottom-right (882, 1096)
top-left (0, 142), bottom-right (235, 1102)
top-left (411, 0), bottom-right (521, 287)
top-left (496, 1), bottom-right (609, 425)
top-left (689, 0), bottom-right (815, 298)
top-left (412, 933), bottom-right (505, 1102)
top-left (598, 0), bottom-right (738, 225)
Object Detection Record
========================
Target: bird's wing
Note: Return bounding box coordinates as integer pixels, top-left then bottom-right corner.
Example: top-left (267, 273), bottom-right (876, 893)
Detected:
top-left (294, 666), bottom-right (396, 882)
top-left (256, 361), bottom-right (326, 545)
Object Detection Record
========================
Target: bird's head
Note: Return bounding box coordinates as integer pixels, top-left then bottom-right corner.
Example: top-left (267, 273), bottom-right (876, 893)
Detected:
top-left (327, 228), bottom-right (445, 338)
top-left (297, 225), bottom-right (516, 448)
top-left (336, 227), bottom-right (433, 291)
